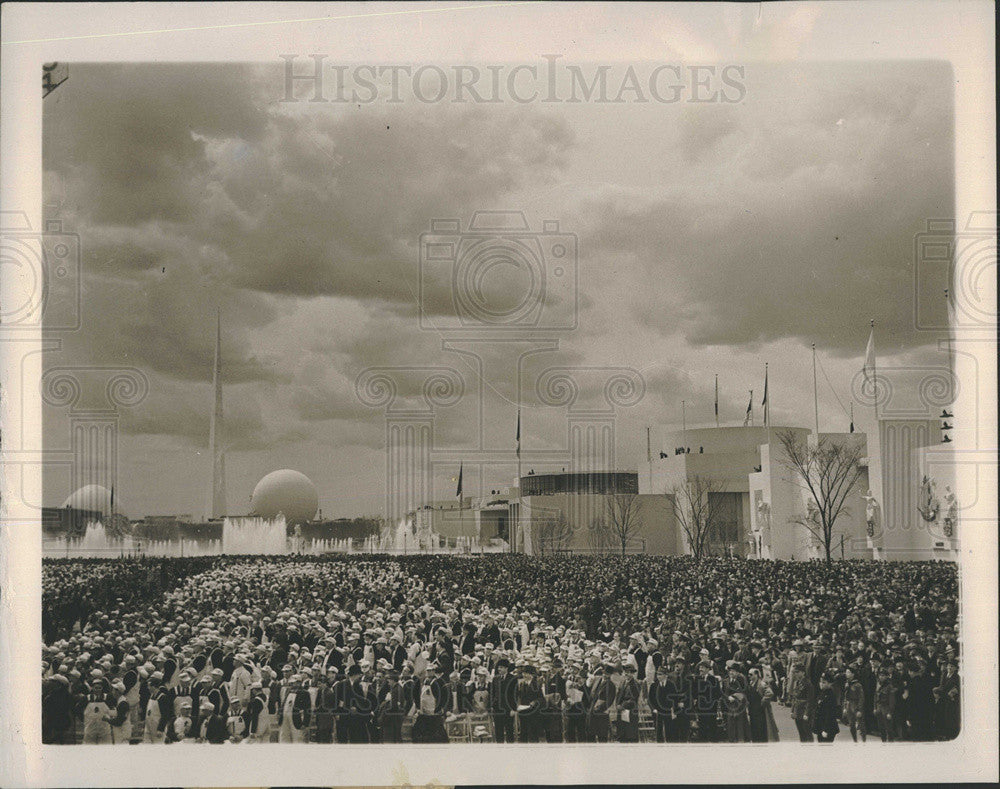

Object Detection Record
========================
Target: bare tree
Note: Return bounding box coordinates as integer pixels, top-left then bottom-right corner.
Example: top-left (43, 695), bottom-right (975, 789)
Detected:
top-left (537, 512), bottom-right (575, 555)
top-left (670, 475), bottom-right (727, 562)
top-left (606, 493), bottom-right (643, 557)
top-left (777, 429), bottom-right (866, 562)
top-left (587, 515), bottom-right (614, 554)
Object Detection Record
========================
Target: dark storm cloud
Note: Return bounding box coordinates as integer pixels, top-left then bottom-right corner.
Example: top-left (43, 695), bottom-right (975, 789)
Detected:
top-left (576, 61), bottom-right (953, 356)
top-left (116, 373), bottom-right (308, 452)
top-left (216, 104), bottom-right (573, 311)
top-left (44, 63), bottom-right (270, 226)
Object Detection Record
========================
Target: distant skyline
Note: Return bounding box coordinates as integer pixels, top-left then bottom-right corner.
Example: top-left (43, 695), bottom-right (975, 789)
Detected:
top-left (42, 60), bottom-right (954, 519)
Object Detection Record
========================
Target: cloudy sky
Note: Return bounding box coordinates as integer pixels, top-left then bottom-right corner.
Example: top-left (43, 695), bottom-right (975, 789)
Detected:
top-left (42, 59), bottom-right (953, 519)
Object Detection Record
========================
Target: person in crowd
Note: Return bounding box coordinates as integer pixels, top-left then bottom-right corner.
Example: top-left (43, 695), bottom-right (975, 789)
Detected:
top-left (378, 669), bottom-right (408, 743)
top-left (226, 697), bottom-right (247, 741)
top-left (787, 657), bottom-right (816, 742)
top-left (490, 657), bottom-right (517, 744)
top-left (541, 660), bottom-right (566, 743)
top-left (691, 659), bottom-right (722, 743)
top-left (746, 667), bottom-right (768, 743)
top-left (875, 667), bottom-right (899, 742)
top-left (841, 665), bottom-right (866, 742)
top-left (42, 674), bottom-right (73, 744)
top-left (166, 699), bottom-right (195, 744)
top-left (587, 664), bottom-right (616, 743)
top-left (647, 665), bottom-right (675, 743)
top-left (813, 671), bottom-right (841, 743)
top-left (614, 659), bottom-right (641, 743)
top-left (935, 659), bottom-right (960, 741)
top-left (412, 663), bottom-right (448, 743)
top-left (200, 697), bottom-right (229, 744)
top-left (243, 682), bottom-right (268, 743)
top-left (722, 661), bottom-right (751, 743)
top-left (516, 664), bottom-right (544, 743)
top-left (311, 671), bottom-right (336, 744)
top-left (563, 668), bottom-right (590, 743)
top-left (902, 659), bottom-right (936, 742)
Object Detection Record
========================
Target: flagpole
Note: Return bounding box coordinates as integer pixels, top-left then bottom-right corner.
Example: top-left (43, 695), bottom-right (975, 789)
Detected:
top-left (870, 320), bottom-right (878, 421)
top-left (681, 400), bottom-right (686, 432)
top-left (515, 408), bottom-right (521, 555)
top-left (646, 426), bottom-right (652, 492)
top-left (714, 375), bottom-right (719, 428)
top-left (812, 343), bottom-right (820, 438)
top-left (764, 362), bottom-right (771, 448)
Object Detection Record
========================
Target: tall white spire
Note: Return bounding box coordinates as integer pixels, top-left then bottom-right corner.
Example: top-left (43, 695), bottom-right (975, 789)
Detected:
top-left (208, 310), bottom-right (228, 519)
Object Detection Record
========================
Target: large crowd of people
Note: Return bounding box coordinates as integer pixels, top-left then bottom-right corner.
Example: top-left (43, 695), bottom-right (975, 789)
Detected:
top-left (41, 554), bottom-right (960, 745)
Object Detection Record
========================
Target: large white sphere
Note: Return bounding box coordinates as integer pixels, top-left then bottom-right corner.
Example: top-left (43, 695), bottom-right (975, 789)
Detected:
top-left (249, 469), bottom-right (318, 525)
top-left (61, 484), bottom-right (125, 518)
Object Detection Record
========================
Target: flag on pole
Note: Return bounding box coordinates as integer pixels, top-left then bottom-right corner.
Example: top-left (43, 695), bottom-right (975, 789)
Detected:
top-left (516, 409), bottom-right (521, 459)
top-left (714, 375), bottom-right (719, 420)
top-left (743, 390), bottom-right (753, 426)
top-left (455, 462), bottom-right (463, 500)
top-left (761, 365), bottom-right (769, 426)
top-left (850, 402), bottom-right (855, 433)
top-left (110, 485), bottom-right (114, 513)
top-left (863, 324), bottom-right (876, 385)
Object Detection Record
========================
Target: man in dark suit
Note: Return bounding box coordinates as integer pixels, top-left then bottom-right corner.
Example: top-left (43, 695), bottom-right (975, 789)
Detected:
top-left (388, 634), bottom-right (407, 673)
top-left (489, 658), bottom-right (517, 743)
top-left (902, 660), bottom-right (935, 741)
top-left (458, 623), bottom-right (477, 658)
top-left (345, 664), bottom-right (373, 743)
top-left (332, 669), bottom-right (352, 743)
top-left (541, 660), bottom-right (566, 743)
top-left (615, 661), bottom-right (642, 742)
top-left (787, 658), bottom-right (817, 742)
top-left (429, 628), bottom-right (456, 676)
top-left (479, 616), bottom-right (502, 650)
top-left (378, 670), bottom-right (407, 743)
top-left (312, 671), bottom-right (336, 743)
top-left (516, 665), bottom-right (543, 743)
top-left (205, 668), bottom-right (230, 717)
top-left (648, 665), bottom-right (675, 743)
top-left (691, 659), bottom-right (723, 743)
top-left (243, 682), bottom-right (268, 742)
top-left (587, 665), bottom-right (616, 743)
top-left (563, 669), bottom-right (590, 742)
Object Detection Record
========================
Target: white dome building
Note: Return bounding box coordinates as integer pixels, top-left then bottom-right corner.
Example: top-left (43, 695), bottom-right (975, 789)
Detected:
top-left (249, 469), bottom-right (319, 525)
top-left (61, 484), bottom-right (126, 518)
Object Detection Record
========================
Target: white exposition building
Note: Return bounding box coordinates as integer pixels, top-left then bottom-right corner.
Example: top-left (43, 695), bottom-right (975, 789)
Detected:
top-left (639, 417), bottom-right (958, 561)
top-left (448, 419), bottom-right (958, 561)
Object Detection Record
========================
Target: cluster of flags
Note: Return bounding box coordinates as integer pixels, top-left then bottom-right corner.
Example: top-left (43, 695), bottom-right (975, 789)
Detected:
top-left (455, 321), bottom-right (887, 500)
top-left (740, 365), bottom-right (769, 427)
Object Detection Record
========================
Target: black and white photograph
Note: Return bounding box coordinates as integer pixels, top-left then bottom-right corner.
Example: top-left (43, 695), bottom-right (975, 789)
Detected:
top-left (1, 2), bottom-right (996, 786)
